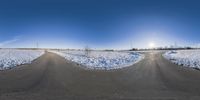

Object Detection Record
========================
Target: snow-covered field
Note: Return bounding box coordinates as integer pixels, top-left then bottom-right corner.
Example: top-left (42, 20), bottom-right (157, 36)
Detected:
top-left (0, 49), bottom-right (44, 70)
top-left (50, 50), bottom-right (144, 70)
top-left (163, 50), bottom-right (200, 69)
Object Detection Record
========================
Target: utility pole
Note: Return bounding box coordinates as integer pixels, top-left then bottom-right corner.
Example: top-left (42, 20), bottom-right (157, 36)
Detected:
top-left (130, 41), bottom-right (133, 50)
top-left (36, 42), bottom-right (39, 49)
top-left (174, 42), bottom-right (177, 48)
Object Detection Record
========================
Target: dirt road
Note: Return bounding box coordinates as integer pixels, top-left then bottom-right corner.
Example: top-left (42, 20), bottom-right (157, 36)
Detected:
top-left (0, 52), bottom-right (200, 100)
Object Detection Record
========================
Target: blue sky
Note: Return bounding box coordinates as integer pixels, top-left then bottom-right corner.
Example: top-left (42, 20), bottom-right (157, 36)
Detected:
top-left (0, 0), bottom-right (200, 49)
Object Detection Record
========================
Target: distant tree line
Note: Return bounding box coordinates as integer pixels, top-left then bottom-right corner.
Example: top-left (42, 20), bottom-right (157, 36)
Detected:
top-left (129, 46), bottom-right (200, 51)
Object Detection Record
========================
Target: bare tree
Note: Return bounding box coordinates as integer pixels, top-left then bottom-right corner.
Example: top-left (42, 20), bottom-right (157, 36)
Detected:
top-left (85, 45), bottom-right (91, 57)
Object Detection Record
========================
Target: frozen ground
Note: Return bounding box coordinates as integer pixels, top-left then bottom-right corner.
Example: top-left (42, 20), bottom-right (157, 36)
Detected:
top-left (49, 50), bottom-right (144, 70)
top-left (0, 49), bottom-right (44, 70)
top-left (163, 50), bottom-right (200, 69)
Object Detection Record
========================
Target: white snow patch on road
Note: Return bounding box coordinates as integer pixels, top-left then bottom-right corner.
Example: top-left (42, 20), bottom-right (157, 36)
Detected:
top-left (164, 50), bottom-right (200, 69)
top-left (0, 49), bottom-right (44, 70)
top-left (50, 50), bottom-right (144, 70)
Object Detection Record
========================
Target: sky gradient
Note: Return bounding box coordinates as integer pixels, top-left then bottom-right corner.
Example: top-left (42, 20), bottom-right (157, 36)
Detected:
top-left (0, 0), bottom-right (200, 49)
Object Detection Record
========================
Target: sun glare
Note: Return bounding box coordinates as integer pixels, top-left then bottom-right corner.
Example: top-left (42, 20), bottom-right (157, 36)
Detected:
top-left (149, 42), bottom-right (155, 48)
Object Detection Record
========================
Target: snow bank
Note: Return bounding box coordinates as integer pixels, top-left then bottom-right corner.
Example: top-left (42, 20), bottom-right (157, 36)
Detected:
top-left (0, 49), bottom-right (44, 70)
top-left (50, 50), bottom-right (144, 70)
top-left (163, 50), bottom-right (200, 69)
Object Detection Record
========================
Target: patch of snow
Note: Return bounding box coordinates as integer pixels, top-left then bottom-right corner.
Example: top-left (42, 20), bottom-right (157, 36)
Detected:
top-left (0, 49), bottom-right (44, 70)
top-left (49, 50), bottom-right (144, 70)
top-left (163, 50), bottom-right (200, 69)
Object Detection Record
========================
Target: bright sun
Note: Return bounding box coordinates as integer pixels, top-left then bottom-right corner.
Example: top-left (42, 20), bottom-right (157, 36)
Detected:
top-left (149, 42), bottom-right (155, 48)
